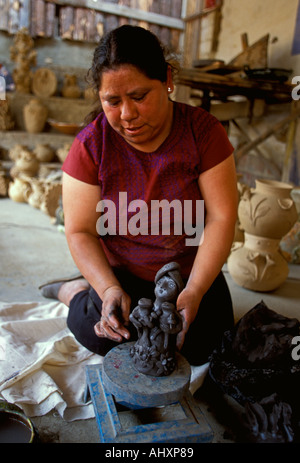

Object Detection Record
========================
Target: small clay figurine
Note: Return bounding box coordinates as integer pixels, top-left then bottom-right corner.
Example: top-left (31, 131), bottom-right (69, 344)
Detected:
top-left (10, 28), bottom-right (37, 93)
top-left (0, 100), bottom-right (14, 130)
top-left (129, 262), bottom-right (184, 377)
top-left (62, 74), bottom-right (81, 98)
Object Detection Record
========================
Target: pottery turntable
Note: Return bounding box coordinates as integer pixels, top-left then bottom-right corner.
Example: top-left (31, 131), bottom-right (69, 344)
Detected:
top-left (85, 343), bottom-right (213, 444)
top-left (85, 262), bottom-right (213, 443)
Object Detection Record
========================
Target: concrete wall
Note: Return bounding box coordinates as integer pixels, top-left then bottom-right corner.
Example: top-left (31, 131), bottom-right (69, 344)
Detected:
top-left (0, 32), bottom-right (95, 76)
top-left (216, 0), bottom-right (300, 72)
top-left (1, 0), bottom-right (299, 75)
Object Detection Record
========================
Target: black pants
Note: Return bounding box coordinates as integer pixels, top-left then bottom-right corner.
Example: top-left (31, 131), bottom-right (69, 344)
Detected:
top-left (67, 268), bottom-right (234, 365)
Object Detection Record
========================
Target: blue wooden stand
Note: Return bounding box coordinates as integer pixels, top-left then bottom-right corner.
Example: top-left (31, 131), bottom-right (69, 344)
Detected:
top-left (85, 343), bottom-right (213, 443)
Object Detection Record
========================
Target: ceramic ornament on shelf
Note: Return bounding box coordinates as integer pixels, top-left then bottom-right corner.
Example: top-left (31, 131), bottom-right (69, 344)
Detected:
top-left (61, 74), bottom-right (81, 99)
top-left (228, 179), bottom-right (298, 292)
top-left (9, 147), bottom-right (39, 178)
top-left (24, 178), bottom-right (45, 209)
top-left (10, 27), bottom-right (37, 94)
top-left (23, 98), bottom-right (48, 133)
top-left (33, 143), bottom-right (55, 162)
top-left (8, 176), bottom-right (31, 203)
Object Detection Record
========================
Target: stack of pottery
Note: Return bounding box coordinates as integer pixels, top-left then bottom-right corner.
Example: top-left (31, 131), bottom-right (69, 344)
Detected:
top-left (24, 178), bottom-right (45, 209)
top-left (9, 147), bottom-right (39, 178)
top-left (8, 146), bottom-right (40, 203)
top-left (228, 179), bottom-right (298, 291)
top-left (8, 144), bottom-right (28, 162)
top-left (8, 175), bottom-right (31, 203)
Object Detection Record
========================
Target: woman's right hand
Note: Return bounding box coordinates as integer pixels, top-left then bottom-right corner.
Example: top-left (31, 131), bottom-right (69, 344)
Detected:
top-left (94, 285), bottom-right (131, 342)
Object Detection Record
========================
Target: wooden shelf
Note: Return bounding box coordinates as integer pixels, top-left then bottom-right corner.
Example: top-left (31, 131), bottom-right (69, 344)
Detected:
top-left (0, 130), bottom-right (75, 151)
top-left (1, 91), bottom-right (95, 151)
top-left (6, 92), bottom-right (94, 131)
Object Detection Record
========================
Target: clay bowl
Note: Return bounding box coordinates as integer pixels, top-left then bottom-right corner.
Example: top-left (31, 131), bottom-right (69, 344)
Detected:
top-left (0, 401), bottom-right (37, 443)
top-left (48, 119), bottom-right (83, 135)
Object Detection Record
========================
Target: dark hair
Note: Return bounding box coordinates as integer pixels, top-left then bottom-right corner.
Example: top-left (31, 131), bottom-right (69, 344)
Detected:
top-left (89, 25), bottom-right (168, 90)
top-left (84, 25), bottom-right (178, 124)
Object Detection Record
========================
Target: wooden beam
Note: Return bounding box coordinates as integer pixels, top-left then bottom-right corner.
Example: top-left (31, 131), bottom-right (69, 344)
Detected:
top-left (182, 5), bottom-right (221, 23)
top-left (47, 0), bottom-right (185, 30)
top-left (235, 107), bottom-right (300, 161)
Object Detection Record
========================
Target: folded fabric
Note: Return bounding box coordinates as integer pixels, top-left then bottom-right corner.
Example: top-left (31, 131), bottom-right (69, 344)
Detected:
top-left (0, 300), bottom-right (103, 421)
top-left (0, 300), bottom-right (207, 422)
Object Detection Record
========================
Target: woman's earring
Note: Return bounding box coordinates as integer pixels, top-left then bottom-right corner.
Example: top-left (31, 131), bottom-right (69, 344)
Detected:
top-left (168, 87), bottom-right (172, 93)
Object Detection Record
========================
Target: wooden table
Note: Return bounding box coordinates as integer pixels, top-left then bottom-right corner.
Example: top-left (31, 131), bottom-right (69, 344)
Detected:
top-left (175, 68), bottom-right (299, 182)
top-left (175, 67), bottom-right (294, 111)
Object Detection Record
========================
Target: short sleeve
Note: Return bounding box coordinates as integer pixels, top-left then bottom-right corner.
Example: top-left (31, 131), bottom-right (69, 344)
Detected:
top-left (62, 137), bottom-right (99, 185)
top-left (199, 120), bottom-right (234, 173)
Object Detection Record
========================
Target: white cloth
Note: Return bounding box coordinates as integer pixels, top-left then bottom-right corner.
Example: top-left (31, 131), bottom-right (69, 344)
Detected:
top-left (0, 300), bottom-right (103, 421)
top-left (0, 300), bottom-right (208, 422)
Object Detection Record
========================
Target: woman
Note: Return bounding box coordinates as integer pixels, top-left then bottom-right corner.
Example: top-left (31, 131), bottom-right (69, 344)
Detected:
top-left (41, 25), bottom-right (238, 366)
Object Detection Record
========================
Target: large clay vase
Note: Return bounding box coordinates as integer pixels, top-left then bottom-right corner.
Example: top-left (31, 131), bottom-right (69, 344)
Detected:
top-left (228, 233), bottom-right (289, 292)
top-left (238, 179), bottom-right (298, 239)
top-left (23, 98), bottom-right (48, 133)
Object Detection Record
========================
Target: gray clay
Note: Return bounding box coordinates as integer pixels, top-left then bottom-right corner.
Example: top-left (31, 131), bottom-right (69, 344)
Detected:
top-left (129, 262), bottom-right (184, 377)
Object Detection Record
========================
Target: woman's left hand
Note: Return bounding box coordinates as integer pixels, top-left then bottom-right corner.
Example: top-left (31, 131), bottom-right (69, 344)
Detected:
top-left (176, 287), bottom-right (203, 350)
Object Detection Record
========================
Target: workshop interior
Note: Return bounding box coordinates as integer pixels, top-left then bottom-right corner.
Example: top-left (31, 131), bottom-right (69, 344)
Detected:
top-left (0, 0), bottom-right (300, 445)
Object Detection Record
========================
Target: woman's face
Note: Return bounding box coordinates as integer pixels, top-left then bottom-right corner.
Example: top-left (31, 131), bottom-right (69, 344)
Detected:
top-left (154, 276), bottom-right (178, 302)
top-left (99, 65), bottom-right (173, 152)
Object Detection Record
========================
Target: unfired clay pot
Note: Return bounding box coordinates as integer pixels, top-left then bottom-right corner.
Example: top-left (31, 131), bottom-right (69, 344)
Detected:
top-left (14, 148), bottom-right (39, 177)
top-left (9, 144), bottom-right (28, 162)
top-left (25, 179), bottom-right (45, 209)
top-left (23, 98), bottom-right (48, 133)
top-left (33, 143), bottom-right (55, 162)
top-left (238, 179), bottom-right (298, 239)
top-left (227, 233), bottom-right (289, 292)
top-left (8, 177), bottom-right (31, 203)
top-left (61, 74), bottom-right (81, 99)
top-left (56, 143), bottom-right (71, 163)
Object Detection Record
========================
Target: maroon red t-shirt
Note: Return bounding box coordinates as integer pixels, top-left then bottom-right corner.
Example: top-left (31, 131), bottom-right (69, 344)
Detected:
top-left (63, 102), bottom-right (233, 281)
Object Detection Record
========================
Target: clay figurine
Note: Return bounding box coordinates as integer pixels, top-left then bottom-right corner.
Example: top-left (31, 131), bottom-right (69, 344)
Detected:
top-left (61, 74), bottom-right (81, 99)
top-left (10, 27), bottom-right (37, 93)
top-left (11, 147), bottom-right (39, 177)
top-left (129, 262), bottom-right (184, 377)
top-left (0, 100), bottom-right (14, 130)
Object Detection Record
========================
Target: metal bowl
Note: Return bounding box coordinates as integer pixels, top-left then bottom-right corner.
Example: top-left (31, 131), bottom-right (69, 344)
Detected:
top-left (0, 401), bottom-right (37, 443)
